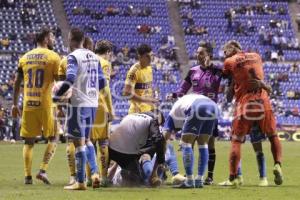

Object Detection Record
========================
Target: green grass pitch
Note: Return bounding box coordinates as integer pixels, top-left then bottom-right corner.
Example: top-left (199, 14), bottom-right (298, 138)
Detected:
top-left (0, 141), bottom-right (299, 200)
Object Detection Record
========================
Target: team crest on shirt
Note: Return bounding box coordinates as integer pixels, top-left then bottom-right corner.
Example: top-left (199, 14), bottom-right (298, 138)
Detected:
top-left (86, 53), bottom-right (93, 59)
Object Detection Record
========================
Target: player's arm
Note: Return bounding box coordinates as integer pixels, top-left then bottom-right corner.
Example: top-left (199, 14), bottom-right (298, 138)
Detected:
top-left (123, 84), bottom-right (158, 103)
top-left (175, 70), bottom-right (192, 97)
top-left (12, 67), bottom-right (23, 118)
top-left (102, 62), bottom-right (114, 117)
top-left (148, 118), bottom-right (166, 186)
top-left (248, 79), bottom-right (272, 95)
top-left (162, 115), bottom-right (176, 140)
top-left (101, 85), bottom-right (115, 120)
top-left (123, 69), bottom-right (157, 104)
top-left (222, 59), bottom-right (233, 77)
top-left (97, 62), bottom-right (106, 91)
top-left (248, 68), bottom-right (272, 94)
top-left (58, 58), bottom-right (67, 81)
top-left (225, 76), bottom-right (235, 102)
top-left (53, 55), bottom-right (77, 101)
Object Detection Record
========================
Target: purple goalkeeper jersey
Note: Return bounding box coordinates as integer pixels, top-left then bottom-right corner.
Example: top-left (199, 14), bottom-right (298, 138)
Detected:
top-left (177, 64), bottom-right (223, 102)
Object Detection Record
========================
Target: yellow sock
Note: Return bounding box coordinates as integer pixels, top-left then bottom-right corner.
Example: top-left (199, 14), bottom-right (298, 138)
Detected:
top-left (99, 142), bottom-right (109, 179)
top-left (23, 144), bottom-right (34, 177)
top-left (66, 142), bottom-right (76, 176)
top-left (86, 163), bottom-right (92, 180)
top-left (40, 141), bottom-right (57, 172)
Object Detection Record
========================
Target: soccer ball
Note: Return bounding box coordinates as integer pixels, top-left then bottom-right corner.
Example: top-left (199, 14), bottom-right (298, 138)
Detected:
top-left (52, 81), bottom-right (72, 101)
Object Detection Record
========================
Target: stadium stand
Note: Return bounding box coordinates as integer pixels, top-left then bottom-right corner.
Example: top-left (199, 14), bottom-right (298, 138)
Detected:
top-left (179, 0), bottom-right (300, 61)
top-left (179, 0), bottom-right (300, 126)
top-left (0, 0), bottom-right (65, 98)
top-left (63, 0), bottom-right (181, 118)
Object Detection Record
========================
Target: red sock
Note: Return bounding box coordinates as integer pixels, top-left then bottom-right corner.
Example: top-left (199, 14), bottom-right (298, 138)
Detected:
top-left (229, 140), bottom-right (241, 179)
top-left (269, 135), bottom-right (282, 164)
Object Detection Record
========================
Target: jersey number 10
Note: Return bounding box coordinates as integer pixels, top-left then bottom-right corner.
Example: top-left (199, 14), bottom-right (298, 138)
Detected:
top-left (27, 68), bottom-right (44, 88)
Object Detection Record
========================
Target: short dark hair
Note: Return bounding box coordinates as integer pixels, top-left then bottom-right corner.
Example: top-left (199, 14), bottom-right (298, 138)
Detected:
top-left (225, 40), bottom-right (242, 50)
top-left (137, 44), bottom-right (152, 56)
top-left (70, 27), bottom-right (85, 43)
top-left (35, 27), bottom-right (52, 44)
top-left (83, 36), bottom-right (94, 51)
top-left (94, 40), bottom-right (113, 54)
top-left (199, 41), bottom-right (213, 58)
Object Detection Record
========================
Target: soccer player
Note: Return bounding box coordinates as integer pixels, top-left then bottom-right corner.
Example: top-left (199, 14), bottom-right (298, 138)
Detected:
top-left (53, 28), bottom-right (106, 190)
top-left (176, 42), bottom-right (222, 185)
top-left (219, 79), bottom-right (269, 187)
top-left (107, 142), bottom-right (185, 186)
top-left (177, 42), bottom-right (269, 186)
top-left (222, 40), bottom-right (283, 186)
top-left (164, 93), bottom-right (219, 188)
top-left (57, 36), bottom-right (95, 186)
top-left (123, 44), bottom-right (158, 114)
top-left (12, 27), bottom-right (61, 185)
top-left (108, 111), bottom-right (166, 187)
top-left (90, 40), bottom-right (115, 186)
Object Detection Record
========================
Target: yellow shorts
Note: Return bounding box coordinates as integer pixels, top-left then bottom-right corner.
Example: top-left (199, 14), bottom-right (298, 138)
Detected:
top-left (90, 107), bottom-right (109, 140)
top-left (21, 108), bottom-right (56, 138)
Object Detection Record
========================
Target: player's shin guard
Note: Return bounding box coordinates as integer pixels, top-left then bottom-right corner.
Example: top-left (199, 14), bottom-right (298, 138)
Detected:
top-left (229, 140), bottom-right (241, 181)
top-left (256, 152), bottom-right (266, 178)
top-left (207, 148), bottom-right (216, 179)
top-left (197, 145), bottom-right (208, 181)
top-left (99, 140), bottom-right (109, 179)
top-left (75, 146), bottom-right (87, 183)
top-left (86, 141), bottom-right (98, 174)
top-left (166, 143), bottom-right (179, 176)
top-left (268, 135), bottom-right (282, 165)
top-left (66, 142), bottom-right (76, 176)
top-left (182, 143), bottom-right (194, 180)
top-left (23, 144), bottom-right (34, 177)
top-left (40, 141), bottom-right (57, 172)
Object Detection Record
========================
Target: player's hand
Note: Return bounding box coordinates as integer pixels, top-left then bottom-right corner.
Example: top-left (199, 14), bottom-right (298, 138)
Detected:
top-left (147, 97), bottom-right (159, 104)
top-left (107, 112), bottom-right (115, 122)
top-left (248, 79), bottom-right (262, 91)
top-left (11, 105), bottom-right (21, 119)
top-left (265, 86), bottom-right (272, 95)
top-left (57, 107), bottom-right (65, 119)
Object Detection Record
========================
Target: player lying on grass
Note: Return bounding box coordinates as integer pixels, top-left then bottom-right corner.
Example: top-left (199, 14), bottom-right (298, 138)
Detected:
top-left (108, 111), bottom-right (166, 187)
top-left (221, 40), bottom-right (283, 187)
top-left (107, 143), bottom-right (186, 186)
top-left (164, 93), bottom-right (220, 188)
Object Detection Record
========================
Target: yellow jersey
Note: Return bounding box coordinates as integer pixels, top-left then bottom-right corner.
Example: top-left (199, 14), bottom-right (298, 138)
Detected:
top-left (18, 47), bottom-right (61, 111)
top-left (98, 56), bottom-right (114, 114)
top-left (58, 56), bottom-right (67, 77)
top-left (125, 62), bottom-right (153, 113)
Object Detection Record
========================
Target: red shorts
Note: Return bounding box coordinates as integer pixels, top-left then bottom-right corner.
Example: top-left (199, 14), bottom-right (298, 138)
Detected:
top-left (232, 110), bottom-right (277, 137)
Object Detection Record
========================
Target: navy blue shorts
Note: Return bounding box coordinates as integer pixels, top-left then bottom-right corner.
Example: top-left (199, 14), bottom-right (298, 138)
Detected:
top-left (248, 122), bottom-right (266, 143)
top-left (67, 106), bottom-right (97, 139)
top-left (182, 99), bottom-right (219, 136)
